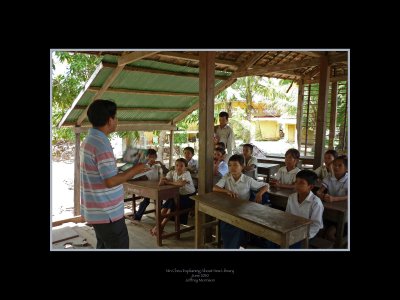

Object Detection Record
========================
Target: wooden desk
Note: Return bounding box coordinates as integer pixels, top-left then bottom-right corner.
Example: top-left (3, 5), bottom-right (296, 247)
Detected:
top-left (268, 187), bottom-right (348, 248)
top-left (257, 163), bottom-right (280, 182)
top-left (191, 192), bottom-right (312, 249)
top-left (123, 180), bottom-right (189, 246)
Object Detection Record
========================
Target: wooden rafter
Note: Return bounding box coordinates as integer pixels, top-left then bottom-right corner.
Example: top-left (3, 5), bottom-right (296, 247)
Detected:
top-left (102, 62), bottom-right (230, 81)
top-left (301, 51), bottom-right (325, 57)
top-left (157, 51), bottom-right (239, 69)
top-left (235, 53), bottom-right (347, 77)
top-left (117, 51), bottom-right (159, 66)
top-left (73, 105), bottom-right (186, 112)
top-left (73, 123), bottom-right (177, 133)
top-left (66, 120), bottom-right (171, 127)
top-left (87, 86), bottom-right (198, 97)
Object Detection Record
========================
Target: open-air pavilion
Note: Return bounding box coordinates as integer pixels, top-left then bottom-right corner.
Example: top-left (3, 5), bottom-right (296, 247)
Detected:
top-left (53, 50), bottom-right (349, 249)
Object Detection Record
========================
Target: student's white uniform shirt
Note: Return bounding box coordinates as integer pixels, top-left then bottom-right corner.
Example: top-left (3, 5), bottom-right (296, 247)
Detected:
top-left (313, 165), bottom-right (331, 180)
top-left (276, 166), bottom-right (301, 185)
top-left (286, 191), bottom-right (324, 238)
top-left (244, 156), bottom-right (258, 178)
top-left (322, 173), bottom-right (348, 197)
top-left (187, 158), bottom-right (198, 173)
top-left (166, 170), bottom-right (196, 195)
top-left (216, 173), bottom-right (268, 200)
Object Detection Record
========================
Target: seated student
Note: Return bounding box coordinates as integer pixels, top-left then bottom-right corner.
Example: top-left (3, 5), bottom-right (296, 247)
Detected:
top-left (150, 158), bottom-right (196, 236)
top-left (258, 170), bottom-right (324, 249)
top-left (213, 147), bottom-right (229, 185)
top-left (317, 155), bottom-right (348, 242)
top-left (130, 149), bottom-right (168, 223)
top-left (242, 143), bottom-right (257, 179)
top-left (270, 148), bottom-right (301, 189)
top-left (313, 149), bottom-right (338, 182)
top-left (213, 154), bottom-right (270, 249)
top-left (183, 146), bottom-right (198, 174)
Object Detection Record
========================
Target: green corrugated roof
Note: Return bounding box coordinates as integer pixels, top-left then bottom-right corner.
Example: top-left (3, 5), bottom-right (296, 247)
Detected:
top-left (60, 56), bottom-right (231, 127)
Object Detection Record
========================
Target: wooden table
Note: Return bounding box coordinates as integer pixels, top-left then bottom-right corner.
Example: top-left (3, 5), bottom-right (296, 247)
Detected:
top-left (268, 187), bottom-right (348, 248)
top-left (123, 180), bottom-right (191, 246)
top-left (191, 192), bottom-right (312, 249)
top-left (257, 163), bottom-right (280, 182)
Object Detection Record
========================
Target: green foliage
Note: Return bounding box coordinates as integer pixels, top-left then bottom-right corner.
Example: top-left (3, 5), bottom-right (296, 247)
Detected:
top-left (51, 51), bottom-right (102, 143)
top-left (174, 133), bottom-right (188, 144)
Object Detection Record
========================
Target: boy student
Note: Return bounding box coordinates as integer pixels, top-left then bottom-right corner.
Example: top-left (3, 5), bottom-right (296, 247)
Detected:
top-left (317, 155), bottom-right (348, 243)
top-left (313, 149), bottom-right (338, 181)
top-left (129, 149), bottom-right (168, 223)
top-left (213, 154), bottom-right (269, 249)
top-left (270, 148), bottom-right (301, 189)
top-left (242, 143), bottom-right (257, 179)
top-left (261, 170), bottom-right (324, 249)
top-left (150, 158), bottom-right (196, 236)
top-left (214, 111), bottom-right (235, 158)
top-left (183, 146), bottom-right (198, 174)
top-left (214, 147), bottom-right (229, 180)
top-left (215, 141), bottom-right (225, 150)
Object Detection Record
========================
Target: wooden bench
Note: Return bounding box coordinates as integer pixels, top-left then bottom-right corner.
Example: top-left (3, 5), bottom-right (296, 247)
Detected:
top-left (309, 237), bottom-right (334, 249)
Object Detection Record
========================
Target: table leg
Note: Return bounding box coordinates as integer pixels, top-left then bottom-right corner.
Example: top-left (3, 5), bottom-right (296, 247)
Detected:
top-left (335, 213), bottom-right (345, 248)
top-left (195, 201), bottom-right (205, 248)
top-left (175, 194), bottom-right (180, 239)
top-left (155, 198), bottom-right (162, 246)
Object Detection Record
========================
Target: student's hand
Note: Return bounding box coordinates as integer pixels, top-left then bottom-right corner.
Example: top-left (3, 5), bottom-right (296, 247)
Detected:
top-left (324, 194), bottom-right (335, 202)
top-left (226, 190), bottom-right (238, 198)
top-left (159, 177), bottom-right (166, 186)
top-left (132, 163), bottom-right (151, 174)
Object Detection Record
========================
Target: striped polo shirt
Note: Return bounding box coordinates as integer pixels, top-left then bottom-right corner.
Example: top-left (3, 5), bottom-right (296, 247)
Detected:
top-left (80, 128), bottom-right (124, 224)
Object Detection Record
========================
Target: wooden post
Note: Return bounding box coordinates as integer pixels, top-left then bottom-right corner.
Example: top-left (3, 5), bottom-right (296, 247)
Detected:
top-left (198, 52), bottom-right (215, 195)
top-left (73, 130), bottom-right (81, 216)
top-left (314, 56), bottom-right (330, 169)
top-left (169, 130), bottom-right (174, 169)
top-left (198, 52), bottom-right (215, 245)
top-left (329, 81), bottom-right (338, 149)
top-left (296, 80), bottom-right (304, 152)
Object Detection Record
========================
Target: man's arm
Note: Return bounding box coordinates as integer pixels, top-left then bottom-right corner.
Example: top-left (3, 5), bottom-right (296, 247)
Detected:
top-left (104, 163), bottom-right (149, 188)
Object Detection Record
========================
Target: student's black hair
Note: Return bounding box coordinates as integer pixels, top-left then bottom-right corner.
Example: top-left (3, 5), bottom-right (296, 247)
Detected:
top-left (242, 143), bottom-right (254, 153)
top-left (176, 158), bottom-right (188, 167)
top-left (296, 170), bottom-right (318, 185)
top-left (334, 155), bottom-right (348, 168)
top-left (214, 147), bottom-right (226, 155)
top-left (87, 99), bottom-right (117, 127)
top-left (285, 148), bottom-right (300, 160)
top-left (183, 146), bottom-right (195, 155)
top-left (228, 154), bottom-right (244, 166)
top-left (216, 142), bottom-right (225, 149)
top-left (147, 149), bottom-right (157, 157)
top-left (325, 149), bottom-right (338, 159)
top-left (219, 111), bottom-right (229, 119)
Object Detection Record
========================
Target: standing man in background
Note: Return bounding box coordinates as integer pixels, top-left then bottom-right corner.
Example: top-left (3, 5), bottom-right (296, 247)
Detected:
top-left (80, 99), bottom-right (149, 249)
top-left (214, 111), bottom-right (235, 159)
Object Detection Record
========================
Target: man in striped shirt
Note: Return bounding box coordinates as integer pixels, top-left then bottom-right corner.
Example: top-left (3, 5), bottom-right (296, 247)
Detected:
top-left (80, 100), bottom-right (149, 249)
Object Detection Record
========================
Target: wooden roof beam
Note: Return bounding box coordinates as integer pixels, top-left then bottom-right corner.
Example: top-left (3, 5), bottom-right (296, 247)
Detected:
top-left (304, 75), bottom-right (347, 84)
top-left (73, 123), bottom-right (178, 133)
top-left (157, 51), bottom-right (240, 69)
top-left (87, 86), bottom-right (198, 97)
top-left (73, 105), bottom-right (186, 112)
top-left (102, 62), bottom-right (230, 81)
top-left (236, 53), bottom-right (347, 77)
top-left (117, 51), bottom-right (159, 66)
top-left (301, 51), bottom-right (325, 57)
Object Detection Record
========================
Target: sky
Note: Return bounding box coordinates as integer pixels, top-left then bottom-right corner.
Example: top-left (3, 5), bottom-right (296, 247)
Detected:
top-left (52, 52), bottom-right (68, 77)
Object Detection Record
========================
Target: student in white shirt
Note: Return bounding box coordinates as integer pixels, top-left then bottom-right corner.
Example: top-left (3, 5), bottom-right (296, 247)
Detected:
top-left (183, 146), bottom-right (198, 174)
top-left (242, 143), bottom-right (258, 179)
top-left (317, 155), bottom-right (348, 243)
top-left (261, 170), bottom-right (324, 249)
top-left (130, 149), bottom-right (168, 222)
top-left (313, 149), bottom-right (338, 181)
top-left (213, 154), bottom-right (269, 249)
top-left (270, 148), bottom-right (301, 189)
top-left (214, 111), bottom-right (235, 158)
top-left (150, 158), bottom-right (196, 236)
